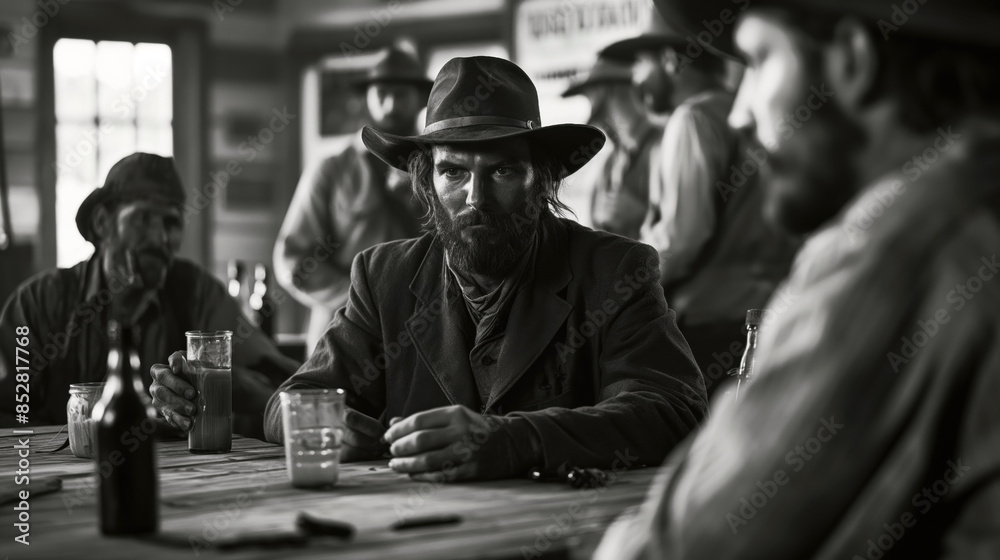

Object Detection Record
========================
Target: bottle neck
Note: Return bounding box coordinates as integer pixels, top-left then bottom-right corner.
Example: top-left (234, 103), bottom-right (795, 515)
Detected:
top-left (745, 325), bottom-right (758, 349)
top-left (108, 327), bottom-right (143, 394)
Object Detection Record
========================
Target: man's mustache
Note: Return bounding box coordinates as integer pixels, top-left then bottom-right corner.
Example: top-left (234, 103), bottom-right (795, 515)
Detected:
top-left (133, 247), bottom-right (171, 263)
top-left (453, 210), bottom-right (516, 229)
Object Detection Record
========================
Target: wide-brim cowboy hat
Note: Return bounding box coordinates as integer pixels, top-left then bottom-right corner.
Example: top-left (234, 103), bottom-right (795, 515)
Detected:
top-left (353, 44), bottom-right (433, 98)
top-left (561, 56), bottom-right (633, 98)
top-left (362, 56), bottom-right (606, 178)
top-left (599, 8), bottom-right (691, 62)
top-left (75, 152), bottom-right (185, 244)
top-left (651, 0), bottom-right (1000, 61)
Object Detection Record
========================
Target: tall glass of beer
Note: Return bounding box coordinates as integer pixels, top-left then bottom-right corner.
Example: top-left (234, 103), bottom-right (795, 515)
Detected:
top-left (185, 330), bottom-right (232, 453)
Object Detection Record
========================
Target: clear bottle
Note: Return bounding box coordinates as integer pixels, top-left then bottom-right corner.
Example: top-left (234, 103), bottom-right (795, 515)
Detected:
top-left (734, 309), bottom-right (764, 403)
top-left (92, 320), bottom-right (159, 535)
top-left (249, 263), bottom-right (275, 337)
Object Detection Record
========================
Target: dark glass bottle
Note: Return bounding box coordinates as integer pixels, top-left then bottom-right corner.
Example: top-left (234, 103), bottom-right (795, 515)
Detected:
top-left (93, 320), bottom-right (158, 535)
top-left (249, 263), bottom-right (275, 337)
top-left (734, 309), bottom-right (764, 402)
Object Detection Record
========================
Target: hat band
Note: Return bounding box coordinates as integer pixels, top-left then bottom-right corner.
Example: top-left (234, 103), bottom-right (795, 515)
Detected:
top-left (423, 116), bottom-right (537, 135)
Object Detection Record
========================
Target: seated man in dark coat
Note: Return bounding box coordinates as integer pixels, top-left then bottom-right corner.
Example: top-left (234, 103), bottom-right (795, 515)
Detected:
top-left (0, 153), bottom-right (299, 437)
top-left (155, 56), bottom-right (708, 481)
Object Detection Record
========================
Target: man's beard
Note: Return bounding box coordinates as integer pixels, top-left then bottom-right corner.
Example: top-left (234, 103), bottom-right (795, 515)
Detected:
top-left (107, 239), bottom-right (172, 291)
top-left (755, 92), bottom-right (865, 235)
top-left (433, 195), bottom-right (541, 279)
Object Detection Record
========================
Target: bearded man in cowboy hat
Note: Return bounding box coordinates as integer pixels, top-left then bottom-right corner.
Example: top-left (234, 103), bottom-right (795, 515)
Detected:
top-left (0, 153), bottom-right (299, 437)
top-left (273, 43), bottom-right (432, 355)
top-left (258, 56), bottom-right (708, 481)
top-left (595, 1), bottom-right (1000, 558)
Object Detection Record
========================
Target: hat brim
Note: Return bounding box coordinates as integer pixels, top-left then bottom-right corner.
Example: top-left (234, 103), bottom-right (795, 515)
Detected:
top-left (561, 77), bottom-right (632, 98)
top-left (599, 34), bottom-right (689, 62)
top-left (362, 123), bottom-right (606, 179)
top-left (75, 187), bottom-right (107, 244)
top-left (74, 186), bottom-right (184, 245)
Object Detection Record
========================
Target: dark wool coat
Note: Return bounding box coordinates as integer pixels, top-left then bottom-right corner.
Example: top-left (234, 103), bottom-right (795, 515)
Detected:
top-left (265, 214), bottom-right (707, 470)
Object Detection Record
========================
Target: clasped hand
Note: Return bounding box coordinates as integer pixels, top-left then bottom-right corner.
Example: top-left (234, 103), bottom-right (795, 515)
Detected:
top-left (383, 404), bottom-right (515, 482)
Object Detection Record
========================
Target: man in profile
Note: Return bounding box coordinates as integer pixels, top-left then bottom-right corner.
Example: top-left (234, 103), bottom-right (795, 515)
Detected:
top-left (0, 153), bottom-right (298, 437)
top-left (273, 44), bottom-right (431, 355)
top-left (596, 1), bottom-right (1000, 557)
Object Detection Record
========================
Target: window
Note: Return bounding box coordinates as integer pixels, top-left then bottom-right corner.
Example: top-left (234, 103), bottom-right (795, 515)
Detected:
top-left (52, 39), bottom-right (173, 267)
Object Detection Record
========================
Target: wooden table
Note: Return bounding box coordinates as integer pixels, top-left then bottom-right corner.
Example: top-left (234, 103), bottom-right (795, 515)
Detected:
top-left (1, 426), bottom-right (658, 559)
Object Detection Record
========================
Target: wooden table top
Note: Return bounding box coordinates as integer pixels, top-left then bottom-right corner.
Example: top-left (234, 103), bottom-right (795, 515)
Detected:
top-left (1, 425), bottom-right (659, 559)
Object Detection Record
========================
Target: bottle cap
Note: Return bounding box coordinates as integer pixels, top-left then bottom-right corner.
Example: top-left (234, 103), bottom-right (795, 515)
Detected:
top-left (745, 309), bottom-right (765, 326)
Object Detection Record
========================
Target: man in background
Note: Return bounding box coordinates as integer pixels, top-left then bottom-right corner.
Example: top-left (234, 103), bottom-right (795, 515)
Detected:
top-left (562, 55), bottom-right (662, 240)
top-left (273, 44), bottom-right (431, 355)
top-left (602, 11), bottom-right (798, 394)
top-left (596, 0), bottom-right (1000, 557)
top-left (0, 153), bottom-right (298, 437)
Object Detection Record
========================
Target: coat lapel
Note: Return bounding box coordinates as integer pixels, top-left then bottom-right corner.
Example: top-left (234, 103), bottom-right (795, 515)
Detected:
top-left (405, 238), bottom-right (481, 408)
top-left (488, 216), bottom-right (573, 409)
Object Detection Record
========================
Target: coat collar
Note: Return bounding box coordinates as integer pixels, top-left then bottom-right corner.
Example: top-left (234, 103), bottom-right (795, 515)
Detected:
top-left (405, 214), bottom-right (574, 410)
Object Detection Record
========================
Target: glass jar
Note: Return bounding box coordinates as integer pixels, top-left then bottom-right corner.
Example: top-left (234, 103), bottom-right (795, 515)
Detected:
top-left (68, 382), bottom-right (105, 459)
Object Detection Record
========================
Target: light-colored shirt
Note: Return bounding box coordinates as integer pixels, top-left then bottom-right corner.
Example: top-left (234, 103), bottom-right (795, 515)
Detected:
top-left (594, 131), bottom-right (1000, 559)
top-left (273, 131), bottom-right (423, 353)
top-left (641, 90), bottom-right (735, 283)
top-left (591, 118), bottom-right (662, 240)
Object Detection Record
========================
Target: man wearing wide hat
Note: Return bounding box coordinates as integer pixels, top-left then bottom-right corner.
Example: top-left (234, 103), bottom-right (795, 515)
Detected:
top-left (596, 1), bottom-right (1000, 558)
top-left (261, 56), bottom-right (708, 480)
top-left (601, 7), bottom-right (798, 396)
top-left (563, 55), bottom-right (662, 240)
top-left (0, 153), bottom-right (299, 437)
top-left (273, 43), bottom-right (432, 355)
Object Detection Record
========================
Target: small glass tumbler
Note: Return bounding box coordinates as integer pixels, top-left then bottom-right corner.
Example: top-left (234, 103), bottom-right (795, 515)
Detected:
top-left (279, 389), bottom-right (345, 488)
top-left (185, 330), bottom-right (233, 453)
top-left (68, 382), bottom-right (105, 459)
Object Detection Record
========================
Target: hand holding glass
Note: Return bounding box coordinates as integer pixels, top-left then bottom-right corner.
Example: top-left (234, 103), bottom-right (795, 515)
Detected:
top-left (185, 330), bottom-right (233, 453)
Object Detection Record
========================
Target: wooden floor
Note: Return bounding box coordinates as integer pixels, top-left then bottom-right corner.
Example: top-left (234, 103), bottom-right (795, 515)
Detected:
top-left (0, 425), bottom-right (661, 559)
